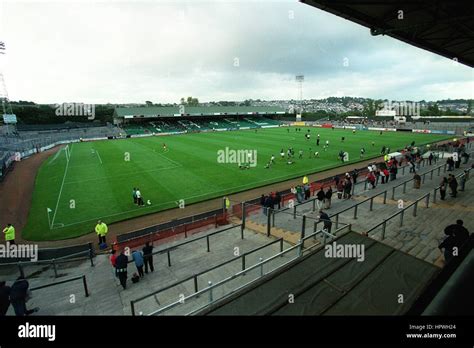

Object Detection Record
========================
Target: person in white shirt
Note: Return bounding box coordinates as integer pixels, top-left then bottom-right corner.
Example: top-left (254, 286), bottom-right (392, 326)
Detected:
top-left (136, 188), bottom-right (144, 206)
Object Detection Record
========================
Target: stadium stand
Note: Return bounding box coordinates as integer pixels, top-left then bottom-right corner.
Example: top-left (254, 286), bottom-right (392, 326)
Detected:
top-left (4, 139), bottom-right (470, 315)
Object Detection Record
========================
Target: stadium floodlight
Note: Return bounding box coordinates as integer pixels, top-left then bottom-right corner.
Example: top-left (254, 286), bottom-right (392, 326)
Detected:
top-left (295, 75), bottom-right (304, 116)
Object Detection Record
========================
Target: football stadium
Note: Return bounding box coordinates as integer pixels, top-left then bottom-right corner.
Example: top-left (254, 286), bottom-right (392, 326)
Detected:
top-left (0, 0), bottom-right (473, 345)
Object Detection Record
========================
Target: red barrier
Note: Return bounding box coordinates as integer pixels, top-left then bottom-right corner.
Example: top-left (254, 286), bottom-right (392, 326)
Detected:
top-left (113, 213), bottom-right (229, 251)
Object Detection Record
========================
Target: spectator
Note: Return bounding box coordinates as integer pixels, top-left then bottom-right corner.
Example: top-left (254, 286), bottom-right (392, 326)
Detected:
top-left (275, 192), bottom-right (282, 210)
top-left (439, 221), bottom-right (470, 264)
top-left (316, 187), bottom-right (325, 210)
top-left (439, 177), bottom-right (448, 200)
top-left (142, 242), bottom-right (154, 273)
top-left (459, 170), bottom-right (469, 191)
top-left (334, 175), bottom-right (340, 187)
top-left (461, 152), bottom-right (470, 164)
top-left (264, 194), bottom-right (273, 215)
top-left (343, 178), bottom-right (352, 199)
top-left (336, 180), bottom-right (344, 199)
top-left (9, 277), bottom-right (39, 316)
top-left (351, 169), bottom-right (359, 184)
top-left (367, 172), bottom-right (376, 189)
top-left (132, 250), bottom-right (144, 277)
top-left (444, 220), bottom-right (470, 248)
top-left (115, 249), bottom-right (128, 290)
top-left (448, 174), bottom-right (458, 197)
top-left (319, 210), bottom-right (332, 234)
top-left (0, 281), bottom-right (11, 316)
top-left (446, 157), bottom-right (454, 171)
top-left (304, 184), bottom-right (311, 200)
top-left (110, 249), bottom-right (117, 277)
top-left (95, 220), bottom-right (108, 246)
top-left (390, 165), bottom-right (397, 181)
top-left (325, 187), bottom-right (333, 209)
top-left (296, 186), bottom-right (304, 203)
top-left (428, 153), bottom-right (434, 165)
top-left (2, 224), bottom-right (15, 245)
top-left (413, 173), bottom-right (421, 189)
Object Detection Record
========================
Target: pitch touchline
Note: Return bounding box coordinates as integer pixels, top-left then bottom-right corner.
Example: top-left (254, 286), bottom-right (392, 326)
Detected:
top-left (96, 149), bottom-right (103, 164)
top-left (51, 144), bottom-right (72, 228)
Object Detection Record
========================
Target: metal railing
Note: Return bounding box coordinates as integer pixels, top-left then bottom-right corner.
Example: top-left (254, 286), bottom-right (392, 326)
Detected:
top-left (367, 165), bottom-right (472, 240)
top-left (125, 224), bottom-right (243, 268)
top-left (146, 223), bottom-right (352, 316)
top-left (30, 274), bottom-right (89, 297)
top-left (130, 236), bottom-right (284, 315)
top-left (0, 247), bottom-right (94, 279)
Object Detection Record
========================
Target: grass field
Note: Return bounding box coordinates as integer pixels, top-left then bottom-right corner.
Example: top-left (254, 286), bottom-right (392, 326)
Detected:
top-left (22, 127), bottom-right (450, 240)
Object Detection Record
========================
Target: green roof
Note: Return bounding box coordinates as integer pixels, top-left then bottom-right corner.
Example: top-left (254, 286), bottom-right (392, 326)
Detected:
top-left (114, 106), bottom-right (287, 118)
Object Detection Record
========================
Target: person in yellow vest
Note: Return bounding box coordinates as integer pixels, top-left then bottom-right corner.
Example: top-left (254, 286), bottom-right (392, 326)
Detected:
top-left (2, 224), bottom-right (15, 245)
top-left (302, 175), bottom-right (309, 185)
top-left (224, 197), bottom-right (230, 211)
top-left (95, 220), bottom-right (108, 245)
top-left (384, 154), bottom-right (389, 162)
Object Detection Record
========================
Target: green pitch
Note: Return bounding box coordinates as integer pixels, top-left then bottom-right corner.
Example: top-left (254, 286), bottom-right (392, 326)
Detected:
top-left (22, 127), bottom-right (450, 240)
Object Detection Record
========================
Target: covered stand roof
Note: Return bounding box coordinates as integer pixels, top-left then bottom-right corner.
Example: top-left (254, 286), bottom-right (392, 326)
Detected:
top-left (301, 0), bottom-right (474, 67)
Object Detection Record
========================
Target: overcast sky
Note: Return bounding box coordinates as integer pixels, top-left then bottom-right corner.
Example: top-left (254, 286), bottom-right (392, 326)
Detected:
top-left (0, 0), bottom-right (472, 104)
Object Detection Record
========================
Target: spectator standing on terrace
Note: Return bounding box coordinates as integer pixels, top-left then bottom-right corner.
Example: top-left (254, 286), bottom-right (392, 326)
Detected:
top-left (334, 175), bottom-right (340, 187)
top-left (439, 177), bottom-right (448, 200)
top-left (110, 249), bottom-right (117, 277)
top-left (343, 178), bottom-right (352, 199)
top-left (448, 174), bottom-right (458, 197)
top-left (10, 277), bottom-right (39, 316)
top-left (319, 210), bottom-right (332, 234)
top-left (132, 250), bottom-right (145, 277)
top-left (296, 186), bottom-right (304, 203)
top-left (336, 180), bottom-right (344, 199)
top-left (95, 220), bottom-right (108, 246)
top-left (389, 165), bottom-right (398, 181)
top-left (0, 281), bottom-right (11, 316)
top-left (143, 242), bottom-right (155, 273)
top-left (351, 169), bottom-right (359, 184)
top-left (367, 171), bottom-right (376, 189)
top-left (461, 152), bottom-right (470, 164)
top-left (304, 184), bottom-right (311, 200)
top-left (325, 187), bottom-right (333, 209)
top-left (115, 249), bottom-right (128, 290)
top-left (460, 170), bottom-right (469, 191)
top-left (275, 192), bottom-right (282, 210)
top-left (413, 173), bottom-right (422, 189)
top-left (316, 187), bottom-right (325, 210)
top-left (264, 195), bottom-right (273, 215)
top-left (428, 153), bottom-right (434, 165)
top-left (447, 157), bottom-right (454, 171)
top-left (260, 194), bottom-right (265, 207)
top-left (2, 224), bottom-right (15, 245)
top-left (439, 228), bottom-right (458, 264)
